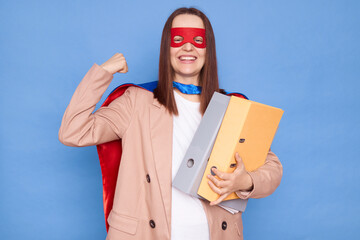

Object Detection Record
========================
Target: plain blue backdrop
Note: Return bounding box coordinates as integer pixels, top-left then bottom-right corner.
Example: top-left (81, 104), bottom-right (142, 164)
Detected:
top-left (1, 0), bottom-right (359, 239)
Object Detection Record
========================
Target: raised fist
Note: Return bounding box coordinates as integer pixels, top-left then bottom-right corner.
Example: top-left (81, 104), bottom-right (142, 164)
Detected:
top-left (100, 53), bottom-right (128, 75)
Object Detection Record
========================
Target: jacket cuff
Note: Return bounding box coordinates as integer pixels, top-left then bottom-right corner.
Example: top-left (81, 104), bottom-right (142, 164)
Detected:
top-left (235, 171), bottom-right (256, 199)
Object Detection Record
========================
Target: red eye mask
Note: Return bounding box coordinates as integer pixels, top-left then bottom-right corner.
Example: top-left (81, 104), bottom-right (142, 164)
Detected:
top-left (170, 27), bottom-right (206, 48)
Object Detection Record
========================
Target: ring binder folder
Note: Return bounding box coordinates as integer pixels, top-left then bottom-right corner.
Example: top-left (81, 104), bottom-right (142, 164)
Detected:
top-left (197, 96), bottom-right (284, 202)
top-left (173, 92), bottom-right (283, 211)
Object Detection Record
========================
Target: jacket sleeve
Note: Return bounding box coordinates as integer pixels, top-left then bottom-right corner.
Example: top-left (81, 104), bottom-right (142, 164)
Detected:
top-left (236, 150), bottom-right (283, 199)
top-left (58, 63), bottom-right (137, 147)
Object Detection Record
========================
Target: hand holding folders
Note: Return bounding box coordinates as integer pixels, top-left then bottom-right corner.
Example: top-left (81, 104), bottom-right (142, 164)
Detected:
top-left (172, 92), bottom-right (283, 210)
top-left (207, 152), bottom-right (253, 206)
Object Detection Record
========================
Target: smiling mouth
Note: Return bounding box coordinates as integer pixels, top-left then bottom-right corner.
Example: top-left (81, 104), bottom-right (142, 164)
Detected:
top-left (179, 55), bottom-right (197, 61)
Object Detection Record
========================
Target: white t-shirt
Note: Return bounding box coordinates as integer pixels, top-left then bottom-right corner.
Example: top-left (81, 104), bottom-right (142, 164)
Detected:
top-left (171, 90), bottom-right (210, 240)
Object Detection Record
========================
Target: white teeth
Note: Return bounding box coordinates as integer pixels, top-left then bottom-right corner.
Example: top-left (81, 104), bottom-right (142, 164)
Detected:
top-left (179, 56), bottom-right (196, 60)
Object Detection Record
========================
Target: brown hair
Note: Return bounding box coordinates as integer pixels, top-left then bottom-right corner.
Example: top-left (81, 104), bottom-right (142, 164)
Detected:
top-left (154, 7), bottom-right (224, 115)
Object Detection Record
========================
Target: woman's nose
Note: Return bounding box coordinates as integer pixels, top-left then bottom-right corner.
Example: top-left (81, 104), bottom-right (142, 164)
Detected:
top-left (182, 42), bottom-right (194, 51)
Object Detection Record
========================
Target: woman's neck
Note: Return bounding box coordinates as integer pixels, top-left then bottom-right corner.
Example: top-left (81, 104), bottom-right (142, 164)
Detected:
top-left (173, 74), bottom-right (201, 102)
top-left (174, 88), bottom-right (201, 102)
top-left (174, 74), bottom-right (200, 86)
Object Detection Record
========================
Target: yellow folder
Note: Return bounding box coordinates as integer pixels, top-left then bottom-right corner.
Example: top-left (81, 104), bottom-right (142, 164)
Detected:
top-left (197, 96), bottom-right (283, 202)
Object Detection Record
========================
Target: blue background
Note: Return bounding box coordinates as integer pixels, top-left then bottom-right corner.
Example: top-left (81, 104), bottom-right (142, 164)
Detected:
top-left (1, 0), bottom-right (359, 239)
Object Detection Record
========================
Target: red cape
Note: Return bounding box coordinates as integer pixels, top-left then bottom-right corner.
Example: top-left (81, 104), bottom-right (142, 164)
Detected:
top-left (96, 83), bottom-right (247, 231)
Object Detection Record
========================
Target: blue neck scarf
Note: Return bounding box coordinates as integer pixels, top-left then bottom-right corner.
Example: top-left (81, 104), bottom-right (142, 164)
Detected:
top-left (173, 81), bottom-right (202, 95)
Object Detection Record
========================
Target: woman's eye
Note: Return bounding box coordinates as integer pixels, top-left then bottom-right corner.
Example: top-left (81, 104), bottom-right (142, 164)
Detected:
top-left (173, 36), bottom-right (184, 43)
top-left (194, 37), bottom-right (203, 43)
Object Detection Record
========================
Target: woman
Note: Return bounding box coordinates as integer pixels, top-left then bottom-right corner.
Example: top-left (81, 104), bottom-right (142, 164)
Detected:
top-left (59, 7), bottom-right (282, 240)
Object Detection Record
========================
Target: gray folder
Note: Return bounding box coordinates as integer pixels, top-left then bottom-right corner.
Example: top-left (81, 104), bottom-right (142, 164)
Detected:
top-left (172, 92), bottom-right (248, 212)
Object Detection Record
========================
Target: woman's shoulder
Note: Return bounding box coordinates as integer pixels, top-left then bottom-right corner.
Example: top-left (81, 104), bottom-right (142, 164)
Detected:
top-left (106, 83), bottom-right (159, 111)
top-left (126, 86), bottom-right (155, 102)
top-left (113, 86), bottom-right (156, 111)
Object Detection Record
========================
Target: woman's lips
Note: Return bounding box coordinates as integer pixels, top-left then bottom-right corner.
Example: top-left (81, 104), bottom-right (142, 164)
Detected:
top-left (178, 55), bottom-right (197, 63)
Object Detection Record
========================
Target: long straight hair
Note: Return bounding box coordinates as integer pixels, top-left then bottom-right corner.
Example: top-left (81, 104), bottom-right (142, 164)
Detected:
top-left (154, 7), bottom-right (223, 115)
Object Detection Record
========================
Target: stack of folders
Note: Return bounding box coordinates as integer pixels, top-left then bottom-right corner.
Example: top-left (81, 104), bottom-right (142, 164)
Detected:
top-left (172, 92), bottom-right (283, 213)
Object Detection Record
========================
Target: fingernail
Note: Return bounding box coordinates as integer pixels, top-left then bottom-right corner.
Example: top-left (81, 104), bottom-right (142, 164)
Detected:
top-left (211, 166), bottom-right (217, 176)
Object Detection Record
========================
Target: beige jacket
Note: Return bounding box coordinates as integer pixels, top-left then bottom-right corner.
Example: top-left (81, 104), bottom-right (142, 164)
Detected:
top-left (59, 64), bottom-right (283, 240)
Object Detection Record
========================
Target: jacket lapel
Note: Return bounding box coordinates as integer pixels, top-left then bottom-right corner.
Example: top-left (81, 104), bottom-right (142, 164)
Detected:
top-left (149, 98), bottom-right (173, 234)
